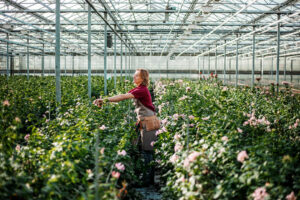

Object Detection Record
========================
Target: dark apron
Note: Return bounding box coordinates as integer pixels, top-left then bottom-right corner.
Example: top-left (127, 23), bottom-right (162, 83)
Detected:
top-left (134, 99), bottom-right (157, 151)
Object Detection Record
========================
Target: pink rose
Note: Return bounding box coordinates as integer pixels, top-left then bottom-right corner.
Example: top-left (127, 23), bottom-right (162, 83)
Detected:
top-left (100, 147), bottom-right (105, 155)
top-left (174, 134), bottom-right (181, 140)
top-left (179, 176), bottom-right (185, 182)
top-left (150, 141), bottom-right (155, 147)
top-left (188, 115), bottom-right (195, 120)
top-left (251, 187), bottom-right (269, 200)
top-left (112, 171), bottom-right (120, 179)
top-left (243, 121), bottom-right (249, 126)
top-left (156, 129), bottom-right (163, 136)
top-left (170, 154), bottom-right (179, 164)
top-left (173, 114), bottom-right (179, 120)
top-left (188, 151), bottom-right (201, 162)
top-left (179, 96), bottom-right (188, 101)
top-left (237, 150), bottom-right (249, 163)
top-left (3, 100), bottom-right (10, 106)
top-left (221, 136), bottom-right (228, 142)
top-left (24, 134), bottom-right (30, 141)
top-left (237, 128), bottom-right (243, 133)
top-left (115, 162), bottom-right (125, 171)
top-left (161, 118), bottom-right (168, 125)
top-left (202, 116), bottom-right (210, 121)
top-left (117, 150), bottom-right (127, 156)
top-left (174, 143), bottom-right (183, 152)
top-left (286, 191), bottom-right (296, 200)
top-left (15, 144), bottom-right (21, 151)
top-left (183, 157), bottom-right (190, 168)
top-left (99, 125), bottom-right (107, 130)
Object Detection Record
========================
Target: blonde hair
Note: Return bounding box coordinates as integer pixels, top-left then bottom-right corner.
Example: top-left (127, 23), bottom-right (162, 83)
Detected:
top-left (136, 68), bottom-right (149, 87)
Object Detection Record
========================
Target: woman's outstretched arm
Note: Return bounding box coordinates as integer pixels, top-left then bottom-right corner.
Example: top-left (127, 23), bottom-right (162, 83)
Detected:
top-left (93, 93), bottom-right (134, 107)
top-left (107, 93), bottom-right (134, 102)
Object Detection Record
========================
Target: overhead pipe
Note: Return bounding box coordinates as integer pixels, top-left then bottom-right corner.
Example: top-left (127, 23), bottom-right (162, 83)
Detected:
top-left (176, 0), bottom-right (259, 58)
top-left (35, 0), bottom-right (103, 52)
top-left (97, 0), bottom-right (138, 54)
top-left (195, 11), bottom-right (300, 58)
top-left (84, 0), bottom-right (135, 53)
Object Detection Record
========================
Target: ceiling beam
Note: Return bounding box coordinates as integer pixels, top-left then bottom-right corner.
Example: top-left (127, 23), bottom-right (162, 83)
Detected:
top-left (0, 9), bottom-right (295, 14)
top-left (2, 29), bottom-right (295, 34)
top-left (1, 22), bottom-right (299, 27)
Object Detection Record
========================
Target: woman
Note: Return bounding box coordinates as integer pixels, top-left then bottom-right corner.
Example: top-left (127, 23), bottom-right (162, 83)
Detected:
top-left (93, 68), bottom-right (160, 186)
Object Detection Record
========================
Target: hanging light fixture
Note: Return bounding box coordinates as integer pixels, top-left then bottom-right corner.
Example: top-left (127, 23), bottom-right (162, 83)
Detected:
top-left (194, 15), bottom-right (204, 22)
top-left (20, 30), bottom-right (27, 35)
top-left (201, 5), bottom-right (213, 14)
top-left (184, 29), bottom-right (192, 35)
top-left (188, 23), bottom-right (198, 29)
top-left (3, 24), bottom-right (13, 30)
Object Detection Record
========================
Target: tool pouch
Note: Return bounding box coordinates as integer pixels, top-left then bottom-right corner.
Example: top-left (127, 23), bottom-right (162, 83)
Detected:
top-left (139, 115), bottom-right (160, 131)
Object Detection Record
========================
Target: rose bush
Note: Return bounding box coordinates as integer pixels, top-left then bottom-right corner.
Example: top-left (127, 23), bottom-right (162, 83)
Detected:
top-left (154, 77), bottom-right (300, 200)
top-left (0, 76), bottom-right (143, 199)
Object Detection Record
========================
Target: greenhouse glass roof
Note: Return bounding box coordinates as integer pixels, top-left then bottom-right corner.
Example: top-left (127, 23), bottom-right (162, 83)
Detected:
top-left (0, 0), bottom-right (299, 58)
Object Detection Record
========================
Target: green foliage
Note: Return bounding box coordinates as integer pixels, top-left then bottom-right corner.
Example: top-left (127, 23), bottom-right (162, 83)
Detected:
top-left (154, 78), bottom-right (300, 200)
top-left (0, 76), bottom-right (141, 200)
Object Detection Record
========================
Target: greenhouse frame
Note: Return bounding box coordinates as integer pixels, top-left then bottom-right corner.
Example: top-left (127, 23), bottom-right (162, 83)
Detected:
top-left (0, 1), bottom-right (300, 199)
top-left (1, 1), bottom-right (300, 86)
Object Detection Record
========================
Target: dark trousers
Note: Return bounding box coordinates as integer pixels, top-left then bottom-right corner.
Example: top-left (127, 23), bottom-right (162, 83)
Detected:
top-left (141, 150), bottom-right (155, 185)
top-left (135, 123), bottom-right (155, 185)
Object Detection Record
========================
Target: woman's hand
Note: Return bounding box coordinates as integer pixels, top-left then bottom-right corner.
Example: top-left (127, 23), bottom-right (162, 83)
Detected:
top-left (93, 99), bottom-right (103, 108)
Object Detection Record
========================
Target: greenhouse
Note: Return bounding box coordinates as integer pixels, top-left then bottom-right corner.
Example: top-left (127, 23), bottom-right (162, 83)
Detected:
top-left (0, 0), bottom-right (299, 199)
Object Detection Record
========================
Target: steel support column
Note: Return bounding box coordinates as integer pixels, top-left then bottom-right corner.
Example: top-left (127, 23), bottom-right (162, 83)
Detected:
top-left (229, 58), bottom-right (231, 81)
top-left (198, 56), bottom-right (200, 79)
top-left (88, 5), bottom-right (92, 99)
top-left (235, 36), bottom-right (239, 87)
top-left (27, 38), bottom-right (29, 80)
top-left (276, 14), bottom-right (280, 93)
top-left (55, 0), bottom-right (61, 104)
top-left (128, 49), bottom-right (130, 78)
top-left (167, 58), bottom-right (169, 79)
top-left (215, 45), bottom-right (217, 75)
top-left (6, 33), bottom-right (9, 79)
top-left (72, 55), bottom-right (74, 77)
top-left (224, 41), bottom-right (226, 83)
top-left (120, 34), bottom-right (123, 79)
top-left (261, 57), bottom-right (264, 79)
top-left (208, 47), bottom-right (210, 74)
top-left (252, 26), bottom-right (255, 88)
top-left (260, 57), bottom-right (262, 78)
top-left (104, 12), bottom-right (108, 95)
top-left (202, 56), bottom-right (204, 75)
top-left (114, 25), bottom-right (117, 89)
top-left (284, 55), bottom-right (287, 81)
top-left (64, 53), bottom-right (67, 76)
top-left (290, 59), bottom-right (293, 82)
top-left (125, 40), bottom-right (127, 80)
top-left (42, 34), bottom-right (45, 77)
top-left (271, 57), bottom-right (273, 80)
